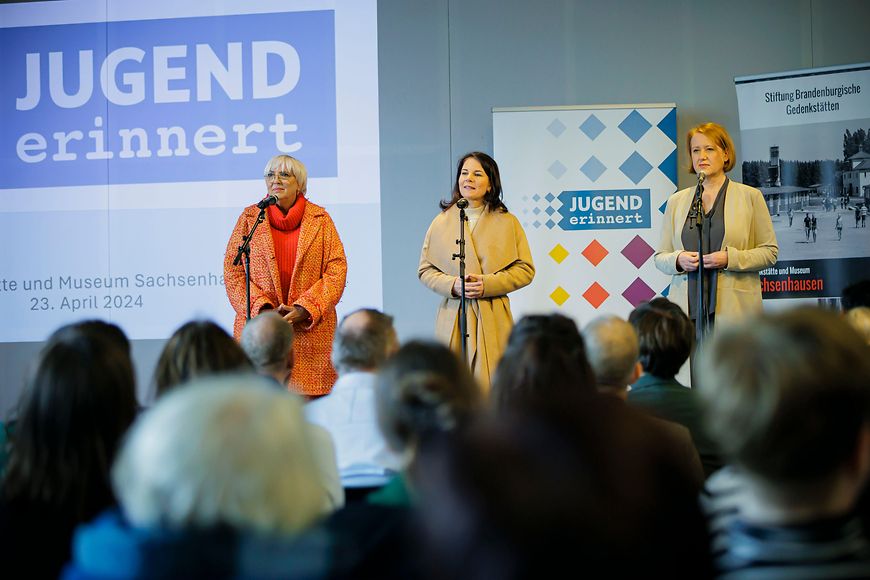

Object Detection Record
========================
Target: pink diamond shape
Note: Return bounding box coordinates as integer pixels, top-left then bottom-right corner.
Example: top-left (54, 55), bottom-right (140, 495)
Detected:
top-left (622, 277), bottom-right (655, 307)
top-left (621, 235), bottom-right (654, 269)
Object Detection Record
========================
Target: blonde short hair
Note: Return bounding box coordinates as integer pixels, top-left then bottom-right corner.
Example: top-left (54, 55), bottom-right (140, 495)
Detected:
top-left (264, 155), bottom-right (308, 194)
top-left (686, 122), bottom-right (736, 174)
top-left (113, 375), bottom-right (325, 534)
top-left (846, 306), bottom-right (870, 345)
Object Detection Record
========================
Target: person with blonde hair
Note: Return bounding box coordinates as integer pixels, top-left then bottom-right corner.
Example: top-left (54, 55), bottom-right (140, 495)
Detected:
top-left (65, 375), bottom-right (333, 577)
top-left (224, 154), bottom-right (347, 397)
top-left (655, 122), bottom-right (778, 337)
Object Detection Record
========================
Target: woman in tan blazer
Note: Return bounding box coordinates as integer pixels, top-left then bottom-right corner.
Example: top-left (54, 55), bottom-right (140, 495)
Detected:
top-left (655, 123), bottom-right (778, 331)
top-left (418, 152), bottom-right (535, 390)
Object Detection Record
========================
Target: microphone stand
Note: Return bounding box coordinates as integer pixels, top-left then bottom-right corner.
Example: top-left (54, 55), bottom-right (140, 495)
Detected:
top-left (232, 206), bottom-right (268, 321)
top-left (452, 201), bottom-right (469, 364)
top-left (688, 178), bottom-right (708, 344)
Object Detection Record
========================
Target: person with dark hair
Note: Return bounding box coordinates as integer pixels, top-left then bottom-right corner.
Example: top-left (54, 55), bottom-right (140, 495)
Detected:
top-left (843, 279), bottom-right (870, 310)
top-left (306, 309), bottom-right (402, 493)
top-left (655, 122), bottom-right (778, 334)
top-left (0, 322), bottom-right (138, 578)
top-left (627, 298), bottom-right (722, 477)
top-left (491, 313), bottom-right (596, 411)
top-left (418, 152), bottom-right (535, 388)
top-left (153, 319), bottom-right (252, 397)
top-left (698, 308), bottom-right (870, 577)
top-left (415, 397), bottom-right (714, 579)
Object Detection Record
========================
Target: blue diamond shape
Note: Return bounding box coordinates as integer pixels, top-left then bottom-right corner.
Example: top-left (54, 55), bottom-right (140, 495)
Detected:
top-left (545, 206), bottom-right (555, 216)
top-left (533, 207), bottom-right (541, 215)
top-left (547, 118), bottom-right (567, 138)
top-left (580, 156), bottom-right (607, 182)
top-left (546, 219), bottom-right (556, 229)
top-left (580, 114), bottom-right (606, 140)
top-left (533, 220), bottom-right (542, 229)
top-left (533, 193), bottom-right (541, 202)
top-left (661, 284), bottom-right (671, 298)
top-left (548, 161), bottom-right (566, 179)
top-left (619, 110), bottom-right (652, 143)
top-left (658, 200), bottom-right (668, 214)
top-left (657, 108), bottom-right (677, 144)
top-left (658, 148), bottom-right (678, 186)
top-left (620, 152), bottom-right (653, 185)
top-left (545, 192), bottom-right (555, 202)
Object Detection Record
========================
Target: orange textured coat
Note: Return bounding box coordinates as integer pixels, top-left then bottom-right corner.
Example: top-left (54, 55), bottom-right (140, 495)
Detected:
top-left (224, 200), bottom-right (347, 395)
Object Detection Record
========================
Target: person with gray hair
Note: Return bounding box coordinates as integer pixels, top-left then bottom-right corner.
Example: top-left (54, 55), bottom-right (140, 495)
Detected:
top-left (240, 311), bottom-right (295, 386)
top-left (583, 315), bottom-right (704, 486)
top-left (64, 375), bottom-right (333, 577)
top-left (305, 308), bottom-right (402, 493)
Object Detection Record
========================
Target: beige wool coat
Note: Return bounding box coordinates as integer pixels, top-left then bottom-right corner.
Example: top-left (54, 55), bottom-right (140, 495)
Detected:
top-left (418, 204), bottom-right (535, 390)
top-left (654, 180), bottom-right (778, 324)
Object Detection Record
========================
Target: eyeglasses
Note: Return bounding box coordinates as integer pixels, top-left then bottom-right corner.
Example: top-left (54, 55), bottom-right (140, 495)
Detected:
top-left (264, 171), bottom-right (293, 181)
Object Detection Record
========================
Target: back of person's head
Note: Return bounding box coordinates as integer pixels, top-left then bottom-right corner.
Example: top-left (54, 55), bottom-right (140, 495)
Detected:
top-left (375, 341), bottom-right (481, 459)
top-left (628, 298), bottom-right (693, 379)
top-left (113, 375), bottom-right (325, 535)
top-left (154, 319), bottom-right (252, 397)
top-left (3, 322), bottom-right (137, 518)
top-left (697, 307), bottom-right (870, 488)
top-left (416, 398), bottom-right (712, 579)
top-left (843, 279), bottom-right (870, 310)
top-left (331, 308), bottom-right (398, 374)
top-left (582, 315), bottom-right (640, 390)
top-left (240, 311), bottom-right (294, 378)
top-left (491, 314), bottom-right (596, 411)
top-left (846, 306), bottom-right (870, 345)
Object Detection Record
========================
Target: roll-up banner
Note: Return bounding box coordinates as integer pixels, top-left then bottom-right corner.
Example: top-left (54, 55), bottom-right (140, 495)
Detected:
top-left (735, 63), bottom-right (870, 303)
top-left (493, 104), bottom-right (677, 324)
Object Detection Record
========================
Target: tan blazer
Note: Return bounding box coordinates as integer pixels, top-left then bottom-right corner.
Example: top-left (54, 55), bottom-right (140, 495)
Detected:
top-left (654, 180), bottom-right (778, 324)
top-left (418, 205), bottom-right (535, 390)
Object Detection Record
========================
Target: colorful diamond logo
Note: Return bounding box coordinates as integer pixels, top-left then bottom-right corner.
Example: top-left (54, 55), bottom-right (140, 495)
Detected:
top-left (581, 240), bottom-right (609, 266)
top-left (621, 235), bottom-right (655, 269)
top-left (550, 286), bottom-right (570, 306)
top-left (549, 244), bottom-right (569, 264)
top-left (582, 282), bottom-right (609, 309)
top-left (622, 277), bottom-right (656, 307)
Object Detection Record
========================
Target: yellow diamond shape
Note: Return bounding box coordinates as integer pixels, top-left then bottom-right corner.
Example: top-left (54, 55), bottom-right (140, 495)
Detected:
top-left (549, 243), bottom-right (569, 264)
top-left (550, 286), bottom-right (570, 306)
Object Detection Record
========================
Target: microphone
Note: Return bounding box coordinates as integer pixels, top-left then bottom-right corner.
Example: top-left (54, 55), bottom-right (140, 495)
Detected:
top-left (697, 171), bottom-right (706, 186)
top-left (456, 198), bottom-right (469, 209)
top-left (257, 195), bottom-right (279, 209)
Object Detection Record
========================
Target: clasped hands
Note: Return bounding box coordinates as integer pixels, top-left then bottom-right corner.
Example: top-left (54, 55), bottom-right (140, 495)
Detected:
top-left (452, 274), bottom-right (485, 299)
top-left (277, 303), bottom-right (311, 325)
top-left (677, 250), bottom-right (728, 272)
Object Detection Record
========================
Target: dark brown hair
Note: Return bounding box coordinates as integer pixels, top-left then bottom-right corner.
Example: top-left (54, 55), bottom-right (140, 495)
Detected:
top-left (440, 151), bottom-right (508, 212)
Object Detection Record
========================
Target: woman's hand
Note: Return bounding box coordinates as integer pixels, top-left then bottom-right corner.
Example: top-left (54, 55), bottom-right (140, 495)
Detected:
top-left (278, 304), bottom-right (311, 325)
top-left (676, 251), bottom-right (699, 272)
top-left (451, 275), bottom-right (485, 299)
top-left (702, 250), bottom-right (728, 269)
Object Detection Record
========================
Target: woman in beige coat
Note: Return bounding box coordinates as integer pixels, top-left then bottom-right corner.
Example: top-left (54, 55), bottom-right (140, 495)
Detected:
top-left (655, 123), bottom-right (777, 332)
top-left (418, 152), bottom-right (535, 390)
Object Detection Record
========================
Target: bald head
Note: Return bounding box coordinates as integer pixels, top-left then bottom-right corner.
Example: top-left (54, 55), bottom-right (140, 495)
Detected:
top-left (582, 315), bottom-right (640, 393)
top-left (332, 309), bottom-right (397, 374)
top-left (240, 312), bottom-right (294, 384)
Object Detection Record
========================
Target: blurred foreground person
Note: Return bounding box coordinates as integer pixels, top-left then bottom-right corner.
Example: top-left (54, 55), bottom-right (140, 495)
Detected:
top-left (0, 322), bottom-right (138, 579)
top-left (64, 376), bottom-right (331, 579)
top-left (698, 308), bottom-right (870, 578)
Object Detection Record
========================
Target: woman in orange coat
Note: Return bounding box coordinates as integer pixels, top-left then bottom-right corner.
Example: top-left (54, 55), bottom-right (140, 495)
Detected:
top-left (224, 155), bottom-right (347, 396)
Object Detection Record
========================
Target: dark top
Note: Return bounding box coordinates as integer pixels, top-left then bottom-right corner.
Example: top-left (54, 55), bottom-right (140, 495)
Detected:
top-left (682, 178), bottom-right (728, 322)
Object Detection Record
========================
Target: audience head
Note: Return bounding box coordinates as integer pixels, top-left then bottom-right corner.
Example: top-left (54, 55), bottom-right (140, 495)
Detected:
top-left (628, 298), bottom-right (693, 379)
top-left (697, 307), bottom-right (870, 494)
top-left (153, 320), bottom-right (252, 398)
top-left (375, 340), bottom-right (481, 462)
top-left (113, 375), bottom-right (325, 535)
top-left (842, 279), bottom-right (870, 310)
top-left (331, 308), bottom-right (398, 374)
top-left (416, 398), bottom-right (712, 578)
top-left (491, 313), bottom-right (596, 411)
top-left (582, 315), bottom-right (641, 395)
top-left (240, 311), bottom-right (295, 384)
top-left (3, 321), bottom-right (138, 519)
top-left (846, 306), bottom-right (870, 345)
